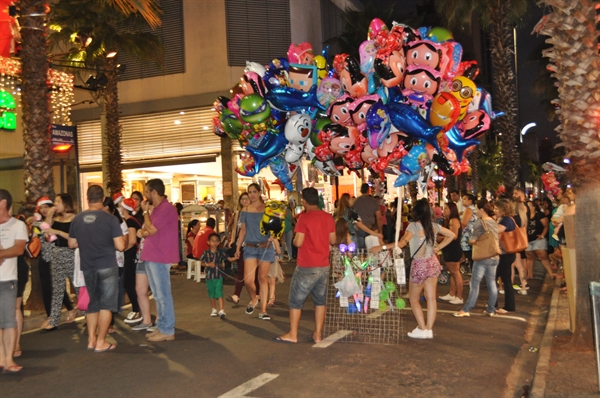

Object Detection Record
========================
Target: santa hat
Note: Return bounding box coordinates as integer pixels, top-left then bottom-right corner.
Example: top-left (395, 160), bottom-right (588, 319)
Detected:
top-left (36, 196), bottom-right (54, 212)
top-left (121, 198), bottom-right (137, 215)
top-left (112, 192), bottom-right (124, 205)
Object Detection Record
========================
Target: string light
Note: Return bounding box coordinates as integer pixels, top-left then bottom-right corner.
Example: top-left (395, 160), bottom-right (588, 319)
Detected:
top-left (0, 55), bottom-right (74, 126)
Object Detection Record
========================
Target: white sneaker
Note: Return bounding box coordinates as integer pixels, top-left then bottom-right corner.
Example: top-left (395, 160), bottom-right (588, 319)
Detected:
top-left (449, 297), bottom-right (464, 305)
top-left (124, 312), bottom-right (142, 324)
top-left (210, 308), bottom-right (218, 317)
top-left (218, 310), bottom-right (226, 319)
top-left (517, 289), bottom-right (528, 296)
top-left (498, 289), bottom-right (505, 295)
top-left (425, 329), bottom-right (433, 339)
top-left (438, 294), bottom-right (455, 301)
top-left (408, 327), bottom-right (430, 339)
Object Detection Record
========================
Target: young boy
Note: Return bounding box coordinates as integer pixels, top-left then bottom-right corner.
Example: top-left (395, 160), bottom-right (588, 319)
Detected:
top-left (200, 233), bottom-right (236, 319)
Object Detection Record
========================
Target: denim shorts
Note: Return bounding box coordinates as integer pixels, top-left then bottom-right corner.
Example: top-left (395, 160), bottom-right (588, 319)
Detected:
top-left (136, 261), bottom-right (146, 275)
top-left (527, 237), bottom-right (548, 252)
top-left (243, 245), bottom-right (275, 263)
top-left (83, 268), bottom-right (119, 313)
top-left (288, 266), bottom-right (329, 309)
top-left (0, 280), bottom-right (17, 329)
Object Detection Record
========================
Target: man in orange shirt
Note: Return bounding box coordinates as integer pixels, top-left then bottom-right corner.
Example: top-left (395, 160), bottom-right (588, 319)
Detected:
top-left (193, 218), bottom-right (216, 259)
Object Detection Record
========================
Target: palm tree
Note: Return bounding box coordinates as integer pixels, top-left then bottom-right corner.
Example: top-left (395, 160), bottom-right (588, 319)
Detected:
top-left (434, 0), bottom-right (529, 190)
top-left (477, 139), bottom-right (504, 194)
top-left (535, 0), bottom-right (600, 350)
top-left (48, 0), bottom-right (163, 194)
top-left (19, 0), bottom-right (55, 208)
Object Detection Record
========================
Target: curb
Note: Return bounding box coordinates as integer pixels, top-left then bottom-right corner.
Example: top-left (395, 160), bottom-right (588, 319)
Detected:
top-left (530, 280), bottom-right (560, 397)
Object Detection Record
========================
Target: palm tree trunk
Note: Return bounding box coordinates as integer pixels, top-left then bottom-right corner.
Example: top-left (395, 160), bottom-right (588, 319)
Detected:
top-left (104, 57), bottom-right (123, 195)
top-left (536, 0), bottom-right (600, 350)
top-left (20, 0), bottom-right (54, 205)
top-left (489, 0), bottom-right (520, 188)
top-left (468, 150), bottom-right (479, 196)
top-left (20, 0), bottom-right (53, 312)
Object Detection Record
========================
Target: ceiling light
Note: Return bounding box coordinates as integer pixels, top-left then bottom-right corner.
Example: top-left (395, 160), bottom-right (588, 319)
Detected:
top-left (174, 120), bottom-right (181, 125)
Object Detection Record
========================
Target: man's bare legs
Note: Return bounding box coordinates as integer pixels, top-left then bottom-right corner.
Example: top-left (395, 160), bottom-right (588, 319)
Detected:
top-left (14, 297), bottom-right (23, 356)
top-left (87, 310), bottom-right (114, 351)
top-left (278, 308), bottom-right (301, 343)
top-left (313, 306), bottom-right (325, 343)
top-left (0, 328), bottom-right (20, 371)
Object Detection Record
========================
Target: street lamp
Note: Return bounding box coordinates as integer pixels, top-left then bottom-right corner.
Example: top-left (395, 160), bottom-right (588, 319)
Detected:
top-left (520, 122), bottom-right (536, 143)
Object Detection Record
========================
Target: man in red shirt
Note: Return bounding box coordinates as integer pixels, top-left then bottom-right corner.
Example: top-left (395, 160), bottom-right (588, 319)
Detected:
top-left (193, 218), bottom-right (216, 259)
top-left (274, 188), bottom-right (335, 344)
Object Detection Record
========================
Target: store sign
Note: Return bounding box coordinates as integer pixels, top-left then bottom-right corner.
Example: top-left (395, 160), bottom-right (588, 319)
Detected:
top-left (51, 124), bottom-right (76, 152)
top-left (0, 91), bottom-right (16, 130)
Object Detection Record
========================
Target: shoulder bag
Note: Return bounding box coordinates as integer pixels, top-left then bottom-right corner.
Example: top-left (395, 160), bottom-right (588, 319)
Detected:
top-left (498, 217), bottom-right (528, 254)
top-left (472, 220), bottom-right (501, 261)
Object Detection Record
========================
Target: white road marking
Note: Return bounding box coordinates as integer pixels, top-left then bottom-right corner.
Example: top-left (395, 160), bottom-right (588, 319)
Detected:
top-left (401, 307), bottom-right (527, 322)
top-left (312, 330), bottom-right (352, 348)
top-left (218, 373), bottom-right (279, 398)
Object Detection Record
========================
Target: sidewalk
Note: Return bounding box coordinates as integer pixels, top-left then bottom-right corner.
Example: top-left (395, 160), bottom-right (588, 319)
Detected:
top-left (531, 281), bottom-right (599, 397)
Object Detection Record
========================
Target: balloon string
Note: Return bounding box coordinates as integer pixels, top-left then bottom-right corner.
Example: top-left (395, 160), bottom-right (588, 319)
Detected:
top-left (216, 240), bottom-right (274, 283)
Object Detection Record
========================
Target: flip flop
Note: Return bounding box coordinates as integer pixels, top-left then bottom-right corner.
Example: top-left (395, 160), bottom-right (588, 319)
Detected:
top-left (308, 334), bottom-right (318, 344)
top-left (495, 309), bottom-right (509, 315)
top-left (94, 343), bottom-right (116, 353)
top-left (271, 336), bottom-right (295, 344)
top-left (13, 350), bottom-right (22, 358)
top-left (3, 365), bottom-right (23, 374)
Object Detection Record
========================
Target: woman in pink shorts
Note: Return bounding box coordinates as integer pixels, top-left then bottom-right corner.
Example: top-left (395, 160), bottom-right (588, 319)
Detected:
top-left (386, 199), bottom-right (455, 339)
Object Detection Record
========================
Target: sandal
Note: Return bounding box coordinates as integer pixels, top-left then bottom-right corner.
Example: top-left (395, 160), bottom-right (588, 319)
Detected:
top-left (495, 308), bottom-right (509, 315)
top-left (40, 319), bottom-right (50, 329)
top-left (267, 296), bottom-right (275, 307)
top-left (66, 309), bottom-right (77, 323)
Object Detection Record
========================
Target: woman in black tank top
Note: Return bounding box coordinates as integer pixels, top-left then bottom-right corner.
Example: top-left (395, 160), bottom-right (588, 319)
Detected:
top-left (439, 203), bottom-right (464, 304)
top-left (41, 194), bottom-right (77, 330)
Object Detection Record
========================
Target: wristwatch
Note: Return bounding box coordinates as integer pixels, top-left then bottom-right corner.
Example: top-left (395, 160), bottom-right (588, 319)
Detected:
top-left (382, 245), bottom-right (387, 251)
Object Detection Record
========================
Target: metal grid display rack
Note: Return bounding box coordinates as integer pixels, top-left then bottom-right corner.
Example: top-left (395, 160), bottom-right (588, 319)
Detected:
top-left (324, 246), bottom-right (407, 344)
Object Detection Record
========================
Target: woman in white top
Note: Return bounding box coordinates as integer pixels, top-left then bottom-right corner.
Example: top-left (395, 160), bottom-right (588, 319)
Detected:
top-left (370, 199), bottom-right (455, 339)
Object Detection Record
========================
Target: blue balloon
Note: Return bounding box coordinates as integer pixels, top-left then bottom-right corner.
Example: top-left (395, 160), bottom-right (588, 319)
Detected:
top-left (245, 130), bottom-right (289, 173)
top-left (445, 126), bottom-right (479, 162)
top-left (365, 102), bottom-right (391, 149)
top-left (265, 85), bottom-right (326, 114)
top-left (394, 173), bottom-right (419, 187)
top-left (387, 102), bottom-right (441, 151)
top-left (268, 154), bottom-right (294, 191)
top-left (393, 144), bottom-right (427, 187)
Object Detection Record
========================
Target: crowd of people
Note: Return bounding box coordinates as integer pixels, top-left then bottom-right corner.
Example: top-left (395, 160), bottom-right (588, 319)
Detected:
top-left (0, 181), bottom-right (576, 373)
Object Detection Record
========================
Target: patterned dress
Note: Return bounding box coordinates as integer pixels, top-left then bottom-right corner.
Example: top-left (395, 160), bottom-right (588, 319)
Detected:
top-left (460, 205), bottom-right (478, 252)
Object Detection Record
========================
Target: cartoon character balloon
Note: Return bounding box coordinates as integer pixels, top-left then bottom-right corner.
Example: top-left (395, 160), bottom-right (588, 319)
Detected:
top-left (260, 200), bottom-right (287, 239)
top-left (284, 114), bottom-right (312, 163)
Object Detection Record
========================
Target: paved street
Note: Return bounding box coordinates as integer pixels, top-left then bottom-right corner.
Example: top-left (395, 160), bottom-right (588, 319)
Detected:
top-left (1, 261), bottom-right (553, 398)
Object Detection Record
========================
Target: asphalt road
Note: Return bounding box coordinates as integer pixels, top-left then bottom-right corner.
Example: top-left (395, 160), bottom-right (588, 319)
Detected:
top-left (1, 261), bottom-right (553, 398)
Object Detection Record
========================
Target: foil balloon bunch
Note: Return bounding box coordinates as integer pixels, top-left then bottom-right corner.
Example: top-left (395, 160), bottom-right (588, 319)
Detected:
top-left (212, 19), bottom-right (504, 189)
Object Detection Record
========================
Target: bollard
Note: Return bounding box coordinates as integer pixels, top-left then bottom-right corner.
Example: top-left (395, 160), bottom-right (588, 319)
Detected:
top-left (590, 281), bottom-right (600, 392)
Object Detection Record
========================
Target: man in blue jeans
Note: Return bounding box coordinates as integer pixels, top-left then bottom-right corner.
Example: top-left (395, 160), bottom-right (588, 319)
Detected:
top-left (274, 188), bottom-right (335, 344)
top-left (140, 179), bottom-right (179, 342)
top-left (69, 185), bottom-right (125, 352)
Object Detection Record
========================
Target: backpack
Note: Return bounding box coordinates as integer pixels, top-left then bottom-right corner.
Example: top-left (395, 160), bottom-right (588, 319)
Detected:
top-left (25, 235), bottom-right (41, 259)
